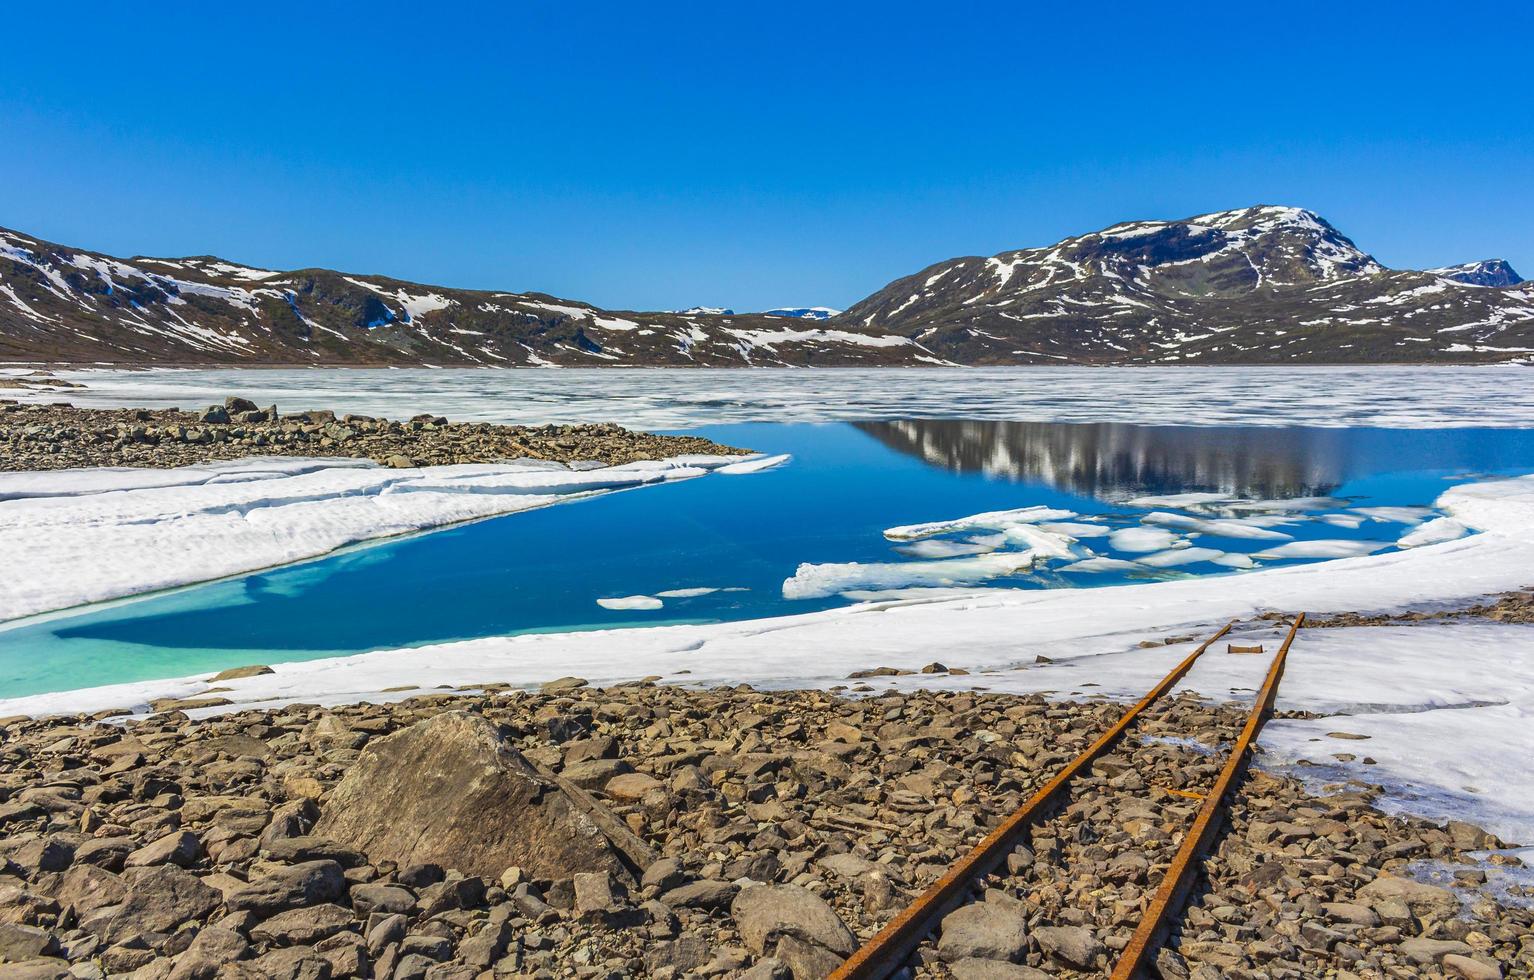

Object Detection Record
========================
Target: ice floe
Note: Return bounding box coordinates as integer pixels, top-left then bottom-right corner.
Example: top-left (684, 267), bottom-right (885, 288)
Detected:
top-left (1060, 557), bottom-right (1143, 574)
top-left (1136, 546), bottom-right (1227, 568)
top-left (884, 506), bottom-right (1076, 540)
top-left (1141, 511), bottom-right (1295, 541)
top-left (1354, 505), bottom-right (1436, 525)
top-left (596, 595), bottom-right (664, 611)
top-left (1107, 527), bottom-right (1185, 553)
top-left (782, 552), bottom-right (1040, 599)
top-left (893, 539), bottom-right (998, 559)
top-left (715, 453), bottom-right (791, 475)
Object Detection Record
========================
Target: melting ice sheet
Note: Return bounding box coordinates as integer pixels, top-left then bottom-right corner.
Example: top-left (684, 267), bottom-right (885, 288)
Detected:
top-left (0, 453), bottom-right (765, 621)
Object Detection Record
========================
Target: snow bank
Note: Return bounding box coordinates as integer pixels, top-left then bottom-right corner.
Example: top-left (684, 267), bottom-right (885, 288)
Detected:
top-left (0, 453), bottom-right (760, 622)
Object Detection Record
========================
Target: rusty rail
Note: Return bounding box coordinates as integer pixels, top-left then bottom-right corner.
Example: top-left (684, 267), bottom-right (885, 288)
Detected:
top-left (1108, 612), bottom-right (1304, 979)
top-left (828, 620), bottom-right (1234, 980)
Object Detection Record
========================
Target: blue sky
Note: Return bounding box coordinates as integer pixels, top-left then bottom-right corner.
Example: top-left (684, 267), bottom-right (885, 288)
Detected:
top-left (2, 2), bottom-right (1530, 312)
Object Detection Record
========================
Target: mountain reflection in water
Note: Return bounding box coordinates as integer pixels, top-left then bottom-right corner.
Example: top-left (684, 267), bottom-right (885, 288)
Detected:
top-left (853, 420), bottom-right (1513, 500)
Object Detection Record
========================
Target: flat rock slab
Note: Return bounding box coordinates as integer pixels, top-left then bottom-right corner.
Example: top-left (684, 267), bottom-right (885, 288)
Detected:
top-left (313, 710), bottom-right (627, 880)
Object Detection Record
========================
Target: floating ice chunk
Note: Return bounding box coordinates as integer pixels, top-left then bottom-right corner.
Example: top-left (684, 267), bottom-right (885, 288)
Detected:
top-left (1059, 557), bottom-right (1143, 573)
top-left (1108, 527), bottom-right (1185, 553)
top-left (883, 506), bottom-right (1077, 540)
top-left (1211, 553), bottom-right (1257, 568)
top-left (1223, 497), bottom-right (1341, 513)
top-left (1123, 492), bottom-right (1232, 510)
top-left (715, 453), bottom-right (791, 475)
top-left (1137, 546), bottom-right (1227, 568)
top-left (1037, 521), bottom-right (1112, 538)
top-left (1398, 518), bottom-right (1471, 548)
top-left (1001, 523), bottom-right (1078, 558)
top-left (1320, 513), bottom-right (1365, 529)
top-left (966, 532), bottom-right (1009, 549)
top-left (596, 595), bottom-right (663, 610)
top-left (1141, 511), bottom-right (1294, 541)
top-left (1354, 505), bottom-right (1436, 525)
top-left (654, 587), bottom-right (724, 598)
top-left (894, 539), bottom-right (997, 559)
top-left (1252, 540), bottom-right (1390, 560)
top-left (782, 552), bottom-right (1038, 599)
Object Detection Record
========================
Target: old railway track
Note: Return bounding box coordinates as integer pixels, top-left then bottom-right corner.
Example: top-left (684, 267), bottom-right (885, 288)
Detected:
top-left (831, 614), bottom-right (1306, 979)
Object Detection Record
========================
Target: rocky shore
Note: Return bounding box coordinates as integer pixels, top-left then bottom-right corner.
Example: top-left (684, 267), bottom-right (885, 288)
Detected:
top-left (0, 398), bottom-right (747, 472)
top-left (1, 680), bottom-right (1527, 979)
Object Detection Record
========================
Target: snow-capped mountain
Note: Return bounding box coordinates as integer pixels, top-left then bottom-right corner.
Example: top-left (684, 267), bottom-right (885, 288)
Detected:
top-left (0, 228), bottom-right (933, 367)
top-left (760, 307), bottom-right (841, 320)
top-left (842, 206), bottom-right (1534, 364)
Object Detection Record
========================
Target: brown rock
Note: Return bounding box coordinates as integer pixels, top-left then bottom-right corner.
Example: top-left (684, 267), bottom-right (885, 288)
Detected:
top-left (311, 711), bottom-right (627, 880)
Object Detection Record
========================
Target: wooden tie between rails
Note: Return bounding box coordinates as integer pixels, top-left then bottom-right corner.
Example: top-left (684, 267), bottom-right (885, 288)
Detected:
top-left (829, 615), bottom-right (1305, 980)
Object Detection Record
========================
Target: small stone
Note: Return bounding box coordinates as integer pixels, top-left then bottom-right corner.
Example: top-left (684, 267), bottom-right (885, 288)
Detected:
top-left (250, 903), bottom-right (355, 946)
top-left (225, 860), bottom-right (347, 914)
top-left (662, 879), bottom-right (738, 911)
top-left (209, 664), bottom-right (274, 681)
top-left (937, 902), bottom-right (1027, 962)
top-left (603, 772), bottom-right (663, 802)
top-left (574, 872), bottom-right (618, 916)
top-left (125, 830), bottom-right (201, 868)
top-left (1442, 953), bottom-right (1504, 980)
top-left (1034, 924), bottom-right (1106, 969)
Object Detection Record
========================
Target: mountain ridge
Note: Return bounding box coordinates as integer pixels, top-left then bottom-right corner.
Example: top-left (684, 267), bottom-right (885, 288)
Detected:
top-left (840, 205), bottom-right (1533, 364)
top-left (3, 206), bottom-right (1531, 367)
top-left (0, 226), bottom-right (935, 367)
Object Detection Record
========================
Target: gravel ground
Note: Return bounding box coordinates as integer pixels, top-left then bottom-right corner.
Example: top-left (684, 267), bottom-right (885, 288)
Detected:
top-left (1, 675), bottom-right (1528, 979)
top-left (0, 397), bottom-right (746, 472)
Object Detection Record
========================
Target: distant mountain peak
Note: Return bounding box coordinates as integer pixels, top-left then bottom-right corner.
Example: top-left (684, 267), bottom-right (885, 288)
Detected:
top-left (1428, 259), bottom-right (1523, 288)
top-left (760, 306), bottom-right (841, 320)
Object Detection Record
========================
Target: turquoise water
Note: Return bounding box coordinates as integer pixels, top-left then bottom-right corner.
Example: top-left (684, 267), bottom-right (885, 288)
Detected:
top-left (3, 420), bottom-right (1534, 698)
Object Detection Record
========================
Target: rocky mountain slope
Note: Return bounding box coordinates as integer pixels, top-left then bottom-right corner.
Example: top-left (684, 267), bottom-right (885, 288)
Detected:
top-left (0, 228), bottom-right (935, 367)
top-left (842, 206), bottom-right (1534, 364)
top-left (4, 207), bottom-right (1531, 366)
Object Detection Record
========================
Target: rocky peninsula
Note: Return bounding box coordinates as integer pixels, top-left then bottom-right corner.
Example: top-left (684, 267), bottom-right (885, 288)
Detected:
top-left (0, 398), bottom-right (747, 472)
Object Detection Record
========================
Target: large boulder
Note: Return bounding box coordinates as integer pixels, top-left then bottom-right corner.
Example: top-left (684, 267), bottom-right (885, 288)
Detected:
top-left (312, 711), bottom-right (627, 880)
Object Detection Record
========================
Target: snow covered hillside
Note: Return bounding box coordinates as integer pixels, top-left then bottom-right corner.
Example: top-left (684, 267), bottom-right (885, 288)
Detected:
top-left (843, 205), bottom-right (1534, 364)
top-left (0, 227), bottom-right (933, 367)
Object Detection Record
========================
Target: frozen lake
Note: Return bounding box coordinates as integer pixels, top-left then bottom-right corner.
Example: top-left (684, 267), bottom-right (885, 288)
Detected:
top-left (23, 364), bottom-right (1534, 428)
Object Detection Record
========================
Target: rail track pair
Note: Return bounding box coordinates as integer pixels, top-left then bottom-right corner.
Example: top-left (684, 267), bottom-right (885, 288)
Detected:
top-left (832, 614), bottom-right (1306, 980)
